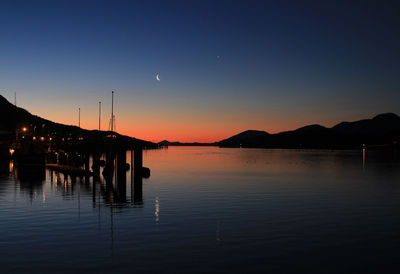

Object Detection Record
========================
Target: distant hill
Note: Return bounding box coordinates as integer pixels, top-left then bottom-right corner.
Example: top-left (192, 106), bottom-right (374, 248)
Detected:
top-left (0, 94), bottom-right (155, 147)
top-left (158, 140), bottom-right (217, 146)
top-left (219, 113), bottom-right (400, 149)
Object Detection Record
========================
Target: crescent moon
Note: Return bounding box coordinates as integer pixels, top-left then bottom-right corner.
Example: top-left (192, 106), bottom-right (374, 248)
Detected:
top-left (156, 74), bottom-right (160, 81)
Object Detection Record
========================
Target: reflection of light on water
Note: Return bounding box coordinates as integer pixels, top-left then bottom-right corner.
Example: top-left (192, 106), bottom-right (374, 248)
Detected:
top-left (362, 147), bottom-right (366, 169)
top-left (64, 176), bottom-right (69, 191)
top-left (55, 173), bottom-right (60, 189)
top-left (42, 191), bottom-right (46, 204)
top-left (155, 197), bottom-right (160, 223)
top-left (9, 161), bottom-right (13, 173)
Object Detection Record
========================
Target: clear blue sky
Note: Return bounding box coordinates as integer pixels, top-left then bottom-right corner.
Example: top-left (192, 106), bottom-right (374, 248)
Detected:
top-left (1, 0), bottom-right (399, 142)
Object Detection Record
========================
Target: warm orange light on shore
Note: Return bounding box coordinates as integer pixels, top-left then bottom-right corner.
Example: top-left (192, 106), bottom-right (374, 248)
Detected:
top-left (22, 127), bottom-right (27, 132)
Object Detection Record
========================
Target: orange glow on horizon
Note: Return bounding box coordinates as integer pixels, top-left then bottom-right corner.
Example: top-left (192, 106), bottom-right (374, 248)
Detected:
top-left (24, 115), bottom-right (332, 143)
top-left (62, 120), bottom-right (312, 143)
top-left (24, 103), bottom-right (349, 143)
top-left (119, 125), bottom-right (297, 143)
top-left (31, 115), bottom-right (299, 143)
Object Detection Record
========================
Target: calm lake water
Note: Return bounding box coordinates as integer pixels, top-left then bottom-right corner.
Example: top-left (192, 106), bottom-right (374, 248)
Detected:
top-left (1, 147), bottom-right (400, 273)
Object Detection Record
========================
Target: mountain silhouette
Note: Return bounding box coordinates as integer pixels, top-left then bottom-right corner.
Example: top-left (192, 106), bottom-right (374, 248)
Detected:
top-left (158, 140), bottom-right (217, 146)
top-left (219, 113), bottom-right (400, 149)
top-left (4, 93), bottom-right (398, 150)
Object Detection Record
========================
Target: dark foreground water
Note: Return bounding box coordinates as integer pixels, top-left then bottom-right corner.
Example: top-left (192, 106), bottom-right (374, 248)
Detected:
top-left (1, 147), bottom-right (400, 273)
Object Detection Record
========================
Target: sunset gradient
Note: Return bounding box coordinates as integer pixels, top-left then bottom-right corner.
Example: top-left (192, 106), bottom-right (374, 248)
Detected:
top-left (1, 1), bottom-right (399, 142)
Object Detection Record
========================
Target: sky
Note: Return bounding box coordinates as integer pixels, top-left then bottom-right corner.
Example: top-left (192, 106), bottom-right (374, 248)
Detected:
top-left (0, 0), bottom-right (400, 142)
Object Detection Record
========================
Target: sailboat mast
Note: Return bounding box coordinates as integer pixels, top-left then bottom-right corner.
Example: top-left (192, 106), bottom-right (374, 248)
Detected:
top-left (99, 101), bottom-right (101, 131)
top-left (111, 91), bottom-right (114, 132)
